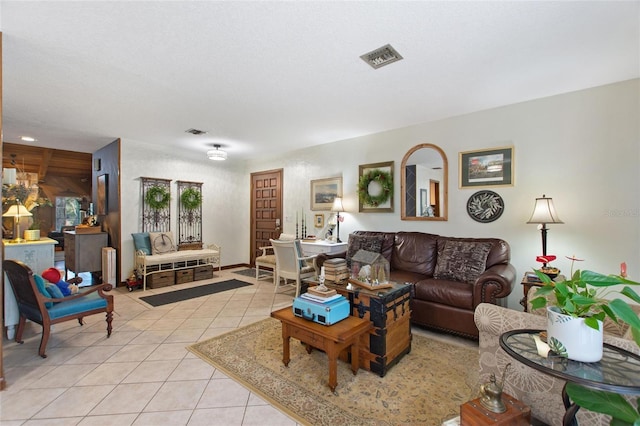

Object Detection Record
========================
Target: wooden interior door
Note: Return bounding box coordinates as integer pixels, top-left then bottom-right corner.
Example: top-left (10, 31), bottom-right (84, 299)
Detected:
top-left (250, 169), bottom-right (283, 266)
top-left (430, 179), bottom-right (440, 217)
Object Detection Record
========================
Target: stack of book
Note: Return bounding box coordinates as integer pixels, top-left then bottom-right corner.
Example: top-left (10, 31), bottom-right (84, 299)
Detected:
top-left (300, 290), bottom-right (342, 304)
top-left (323, 258), bottom-right (349, 282)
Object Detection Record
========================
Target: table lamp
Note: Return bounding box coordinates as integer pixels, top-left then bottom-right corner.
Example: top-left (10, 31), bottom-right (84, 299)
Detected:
top-left (3, 200), bottom-right (33, 243)
top-left (526, 194), bottom-right (563, 264)
top-left (331, 197), bottom-right (344, 243)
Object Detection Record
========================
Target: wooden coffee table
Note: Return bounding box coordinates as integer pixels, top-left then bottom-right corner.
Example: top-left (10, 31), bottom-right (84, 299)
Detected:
top-left (271, 307), bottom-right (372, 392)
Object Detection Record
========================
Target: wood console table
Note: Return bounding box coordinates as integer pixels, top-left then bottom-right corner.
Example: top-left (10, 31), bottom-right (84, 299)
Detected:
top-left (271, 307), bottom-right (371, 392)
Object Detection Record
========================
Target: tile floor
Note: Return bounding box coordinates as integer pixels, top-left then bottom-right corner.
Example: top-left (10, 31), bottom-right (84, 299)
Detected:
top-left (1, 268), bottom-right (476, 425)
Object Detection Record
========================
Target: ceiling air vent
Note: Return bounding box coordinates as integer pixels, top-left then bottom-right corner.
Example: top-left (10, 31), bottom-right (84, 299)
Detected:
top-left (185, 128), bottom-right (208, 135)
top-left (360, 44), bottom-right (403, 69)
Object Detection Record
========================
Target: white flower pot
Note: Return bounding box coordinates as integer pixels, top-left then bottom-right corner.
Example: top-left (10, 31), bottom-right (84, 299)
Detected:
top-left (547, 306), bottom-right (603, 362)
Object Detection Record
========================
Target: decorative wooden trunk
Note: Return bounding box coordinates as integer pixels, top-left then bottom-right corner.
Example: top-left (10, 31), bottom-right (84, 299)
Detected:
top-left (175, 268), bottom-right (194, 284)
top-left (148, 271), bottom-right (175, 288)
top-left (460, 393), bottom-right (531, 426)
top-left (194, 265), bottom-right (214, 281)
top-left (329, 281), bottom-right (412, 376)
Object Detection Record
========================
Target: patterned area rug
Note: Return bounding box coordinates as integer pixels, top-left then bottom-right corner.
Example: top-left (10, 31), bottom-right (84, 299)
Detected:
top-left (188, 318), bottom-right (480, 425)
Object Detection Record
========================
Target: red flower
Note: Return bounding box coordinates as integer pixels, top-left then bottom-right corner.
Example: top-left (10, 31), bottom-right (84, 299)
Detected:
top-left (536, 255), bottom-right (556, 264)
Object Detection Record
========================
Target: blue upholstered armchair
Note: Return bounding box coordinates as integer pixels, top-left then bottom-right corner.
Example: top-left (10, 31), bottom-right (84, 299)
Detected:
top-left (3, 260), bottom-right (114, 358)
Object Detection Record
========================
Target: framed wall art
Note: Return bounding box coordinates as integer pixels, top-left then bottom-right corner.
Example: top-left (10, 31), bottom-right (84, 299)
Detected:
top-left (97, 174), bottom-right (108, 215)
top-left (314, 213), bottom-right (324, 228)
top-left (459, 146), bottom-right (514, 188)
top-left (358, 161), bottom-right (394, 213)
top-left (310, 177), bottom-right (342, 211)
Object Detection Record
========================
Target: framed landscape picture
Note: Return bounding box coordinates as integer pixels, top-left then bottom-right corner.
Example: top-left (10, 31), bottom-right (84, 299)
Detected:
top-left (459, 146), bottom-right (514, 188)
top-left (310, 177), bottom-right (342, 211)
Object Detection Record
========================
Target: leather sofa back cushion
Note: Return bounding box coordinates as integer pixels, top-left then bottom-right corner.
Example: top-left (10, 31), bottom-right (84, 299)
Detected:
top-left (434, 240), bottom-right (492, 284)
top-left (346, 234), bottom-right (385, 261)
top-left (392, 232), bottom-right (439, 275)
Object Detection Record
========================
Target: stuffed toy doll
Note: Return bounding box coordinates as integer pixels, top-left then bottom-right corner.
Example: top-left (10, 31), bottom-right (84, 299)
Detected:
top-left (41, 267), bottom-right (79, 297)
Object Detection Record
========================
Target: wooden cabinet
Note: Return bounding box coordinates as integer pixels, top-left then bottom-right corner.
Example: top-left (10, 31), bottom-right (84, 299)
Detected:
top-left (64, 231), bottom-right (108, 278)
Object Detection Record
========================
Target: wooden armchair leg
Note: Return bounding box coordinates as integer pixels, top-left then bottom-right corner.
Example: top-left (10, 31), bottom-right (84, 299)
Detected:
top-left (78, 317), bottom-right (85, 326)
top-left (106, 311), bottom-right (113, 337)
top-left (39, 326), bottom-right (51, 358)
top-left (15, 316), bottom-right (27, 344)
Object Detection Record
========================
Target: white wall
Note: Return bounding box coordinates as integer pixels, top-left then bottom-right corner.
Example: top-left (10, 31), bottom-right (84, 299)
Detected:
top-left (120, 140), bottom-right (249, 282)
top-left (246, 79), bottom-right (640, 309)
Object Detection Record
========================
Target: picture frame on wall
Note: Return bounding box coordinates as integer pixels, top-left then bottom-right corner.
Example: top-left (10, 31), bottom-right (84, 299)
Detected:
top-left (459, 146), bottom-right (514, 188)
top-left (97, 174), bottom-right (108, 215)
top-left (314, 213), bottom-right (324, 228)
top-left (358, 161), bottom-right (394, 213)
top-left (310, 177), bottom-right (342, 211)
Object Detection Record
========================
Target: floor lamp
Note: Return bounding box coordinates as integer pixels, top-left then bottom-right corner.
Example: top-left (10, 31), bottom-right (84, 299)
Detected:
top-left (331, 197), bottom-right (344, 243)
top-left (3, 200), bottom-right (33, 243)
top-left (526, 194), bottom-right (563, 265)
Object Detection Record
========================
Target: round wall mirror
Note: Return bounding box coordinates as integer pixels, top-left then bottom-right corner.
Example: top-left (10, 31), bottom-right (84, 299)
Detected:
top-left (400, 143), bottom-right (448, 221)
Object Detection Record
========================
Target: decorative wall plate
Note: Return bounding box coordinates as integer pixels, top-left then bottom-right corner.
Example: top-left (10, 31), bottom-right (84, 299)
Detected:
top-left (466, 190), bottom-right (504, 223)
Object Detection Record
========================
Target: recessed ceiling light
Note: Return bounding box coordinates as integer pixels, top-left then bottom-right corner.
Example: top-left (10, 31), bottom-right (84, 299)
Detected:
top-left (20, 136), bottom-right (36, 142)
top-left (360, 44), bottom-right (403, 69)
top-left (207, 144), bottom-right (227, 161)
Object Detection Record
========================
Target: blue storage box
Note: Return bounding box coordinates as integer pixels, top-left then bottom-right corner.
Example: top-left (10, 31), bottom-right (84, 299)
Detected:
top-left (292, 295), bottom-right (350, 326)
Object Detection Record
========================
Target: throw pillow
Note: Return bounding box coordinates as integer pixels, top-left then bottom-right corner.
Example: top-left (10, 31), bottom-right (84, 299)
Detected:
top-left (132, 232), bottom-right (152, 255)
top-left (149, 231), bottom-right (176, 255)
top-left (433, 240), bottom-right (492, 284)
top-left (346, 234), bottom-right (385, 261)
top-left (45, 283), bottom-right (65, 299)
top-left (33, 274), bottom-right (53, 308)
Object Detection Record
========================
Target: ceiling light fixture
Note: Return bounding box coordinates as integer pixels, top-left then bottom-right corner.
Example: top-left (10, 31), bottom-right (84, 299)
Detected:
top-left (20, 136), bottom-right (36, 142)
top-left (207, 145), bottom-right (227, 161)
top-left (185, 128), bottom-right (208, 135)
top-left (360, 44), bottom-right (403, 69)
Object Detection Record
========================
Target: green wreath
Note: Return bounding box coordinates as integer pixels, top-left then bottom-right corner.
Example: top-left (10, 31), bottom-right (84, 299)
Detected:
top-left (358, 169), bottom-right (393, 207)
top-left (145, 185), bottom-right (170, 210)
top-left (181, 187), bottom-right (202, 210)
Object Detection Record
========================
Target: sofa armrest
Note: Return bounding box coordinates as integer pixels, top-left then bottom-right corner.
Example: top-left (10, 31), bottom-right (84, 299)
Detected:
top-left (473, 263), bottom-right (516, 306)
top-left (315, 251), bottom-right (347, 269)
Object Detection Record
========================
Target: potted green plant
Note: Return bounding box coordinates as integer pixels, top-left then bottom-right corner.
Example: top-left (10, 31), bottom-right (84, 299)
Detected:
top-left (531, 258), bottom-right (640, 425)
top-left (531, 257), bottom-right (640, 351)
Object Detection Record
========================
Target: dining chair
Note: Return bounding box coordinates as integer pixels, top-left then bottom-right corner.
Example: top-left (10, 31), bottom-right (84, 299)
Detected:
top-left (269, 239), bottom-right (317, 297)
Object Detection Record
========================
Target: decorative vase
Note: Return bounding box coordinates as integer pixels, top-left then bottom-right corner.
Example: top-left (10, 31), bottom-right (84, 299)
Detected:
top-left (547, 306), bottom-right (603, 362)
top-left (24, 229), bottom-right (40, 241)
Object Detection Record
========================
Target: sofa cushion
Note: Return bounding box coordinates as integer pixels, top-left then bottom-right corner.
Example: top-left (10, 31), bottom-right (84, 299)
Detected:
top-left (414, 278), bottom-right (474, 310)
top-left (351, 231), bottom-right (396, 264)
top-left (392, 232), bottom-right (439, 276)
top-left (45, 283), bottom-right (65, 300)
top-left (346, 234), bottom-right (384, 261)
top-left (434, 240), bottom-right (492, 284)
top-left (132, 232), bottom-right (152, 255)
top-left (149, 231), bottom-right (176, 255)
top-left (33, 274), bottom-right (53, 308)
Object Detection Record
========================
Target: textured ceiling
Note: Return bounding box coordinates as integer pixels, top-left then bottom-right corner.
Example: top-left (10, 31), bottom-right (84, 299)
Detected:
top-left (2, 1), bottom-right (638, 161)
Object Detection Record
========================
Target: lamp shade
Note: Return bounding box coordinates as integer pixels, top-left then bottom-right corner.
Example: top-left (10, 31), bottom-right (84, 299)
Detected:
top-left (527, 195), bottom-right (563, 224)
top-left (3, 204), bottom-right (32, 218)
top-left (331, 197), bottom-right (344, 212)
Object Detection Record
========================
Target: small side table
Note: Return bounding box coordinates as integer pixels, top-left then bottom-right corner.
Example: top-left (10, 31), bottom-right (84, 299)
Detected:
top-left (460, 392), bottom-right (531, 425)
top-left (500, 329), bottom-right (640, 426)
top-left (519, 274), bottom-right (543, 312)
top-left (271, 307), bottom-right (372, 392)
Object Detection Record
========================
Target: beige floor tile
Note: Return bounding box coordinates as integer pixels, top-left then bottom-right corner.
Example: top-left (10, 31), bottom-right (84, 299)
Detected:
top-left (210, 316), bottom-right (243, 328)
top-left (147, 318), bottom-right (184, 331)
top-left (177, 318), bottom-right (214, 329)
top-left (89, 382), bottom-right (162, 415)
top-left (93, 331), bottom-right (142, 346)
top-left (122, 359), bottom-right (181, 383)
top-left (133, 410), bottom-right (192, 426)
top-left (26, 363), bottom-right (98, 389)
top-left (198, 327), bottom-right (235, 341)
top-left (23, 417), bottom-right (83, 425)
top-left (242, 405), bottom-right (297, 425)
top-left (145, 342), bottom-right (191, 361)
top-left (60, 332), bottom-right (108, 348)
top-left (187, 407), bottom-right (245, 426)
top-left (167, 358), bottom-right (215, 381)
top-left (164, 328), bottom-right (206, 343)
top-left (106, 344), bottom-right (159, 363)
top-left (128, 329), bottom-right (173, 345)
top-left (143, 380), bottom-right (208, 412)
top-left (3, 364), bottom-right (57, 393)
top-left (64, 345), bottom-right (123, 364)
top-left (34, 385), bottom-right (115, 418)
top-left (0, 388), bottom-right (67, 421)
top-left (75, 362), bottom-right (141, 386)
top-left (196, 378), bottom-right (250, 409)
top-left (77, 413), bottom-right (138, 426)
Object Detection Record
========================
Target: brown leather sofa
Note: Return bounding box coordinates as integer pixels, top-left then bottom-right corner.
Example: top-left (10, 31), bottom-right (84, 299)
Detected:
top-left (317, 231), bottom-right (516, 339)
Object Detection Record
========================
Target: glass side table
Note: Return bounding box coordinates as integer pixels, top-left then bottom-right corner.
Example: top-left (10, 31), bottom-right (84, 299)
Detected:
top-left (500, 329), bottom-right (640, 426)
